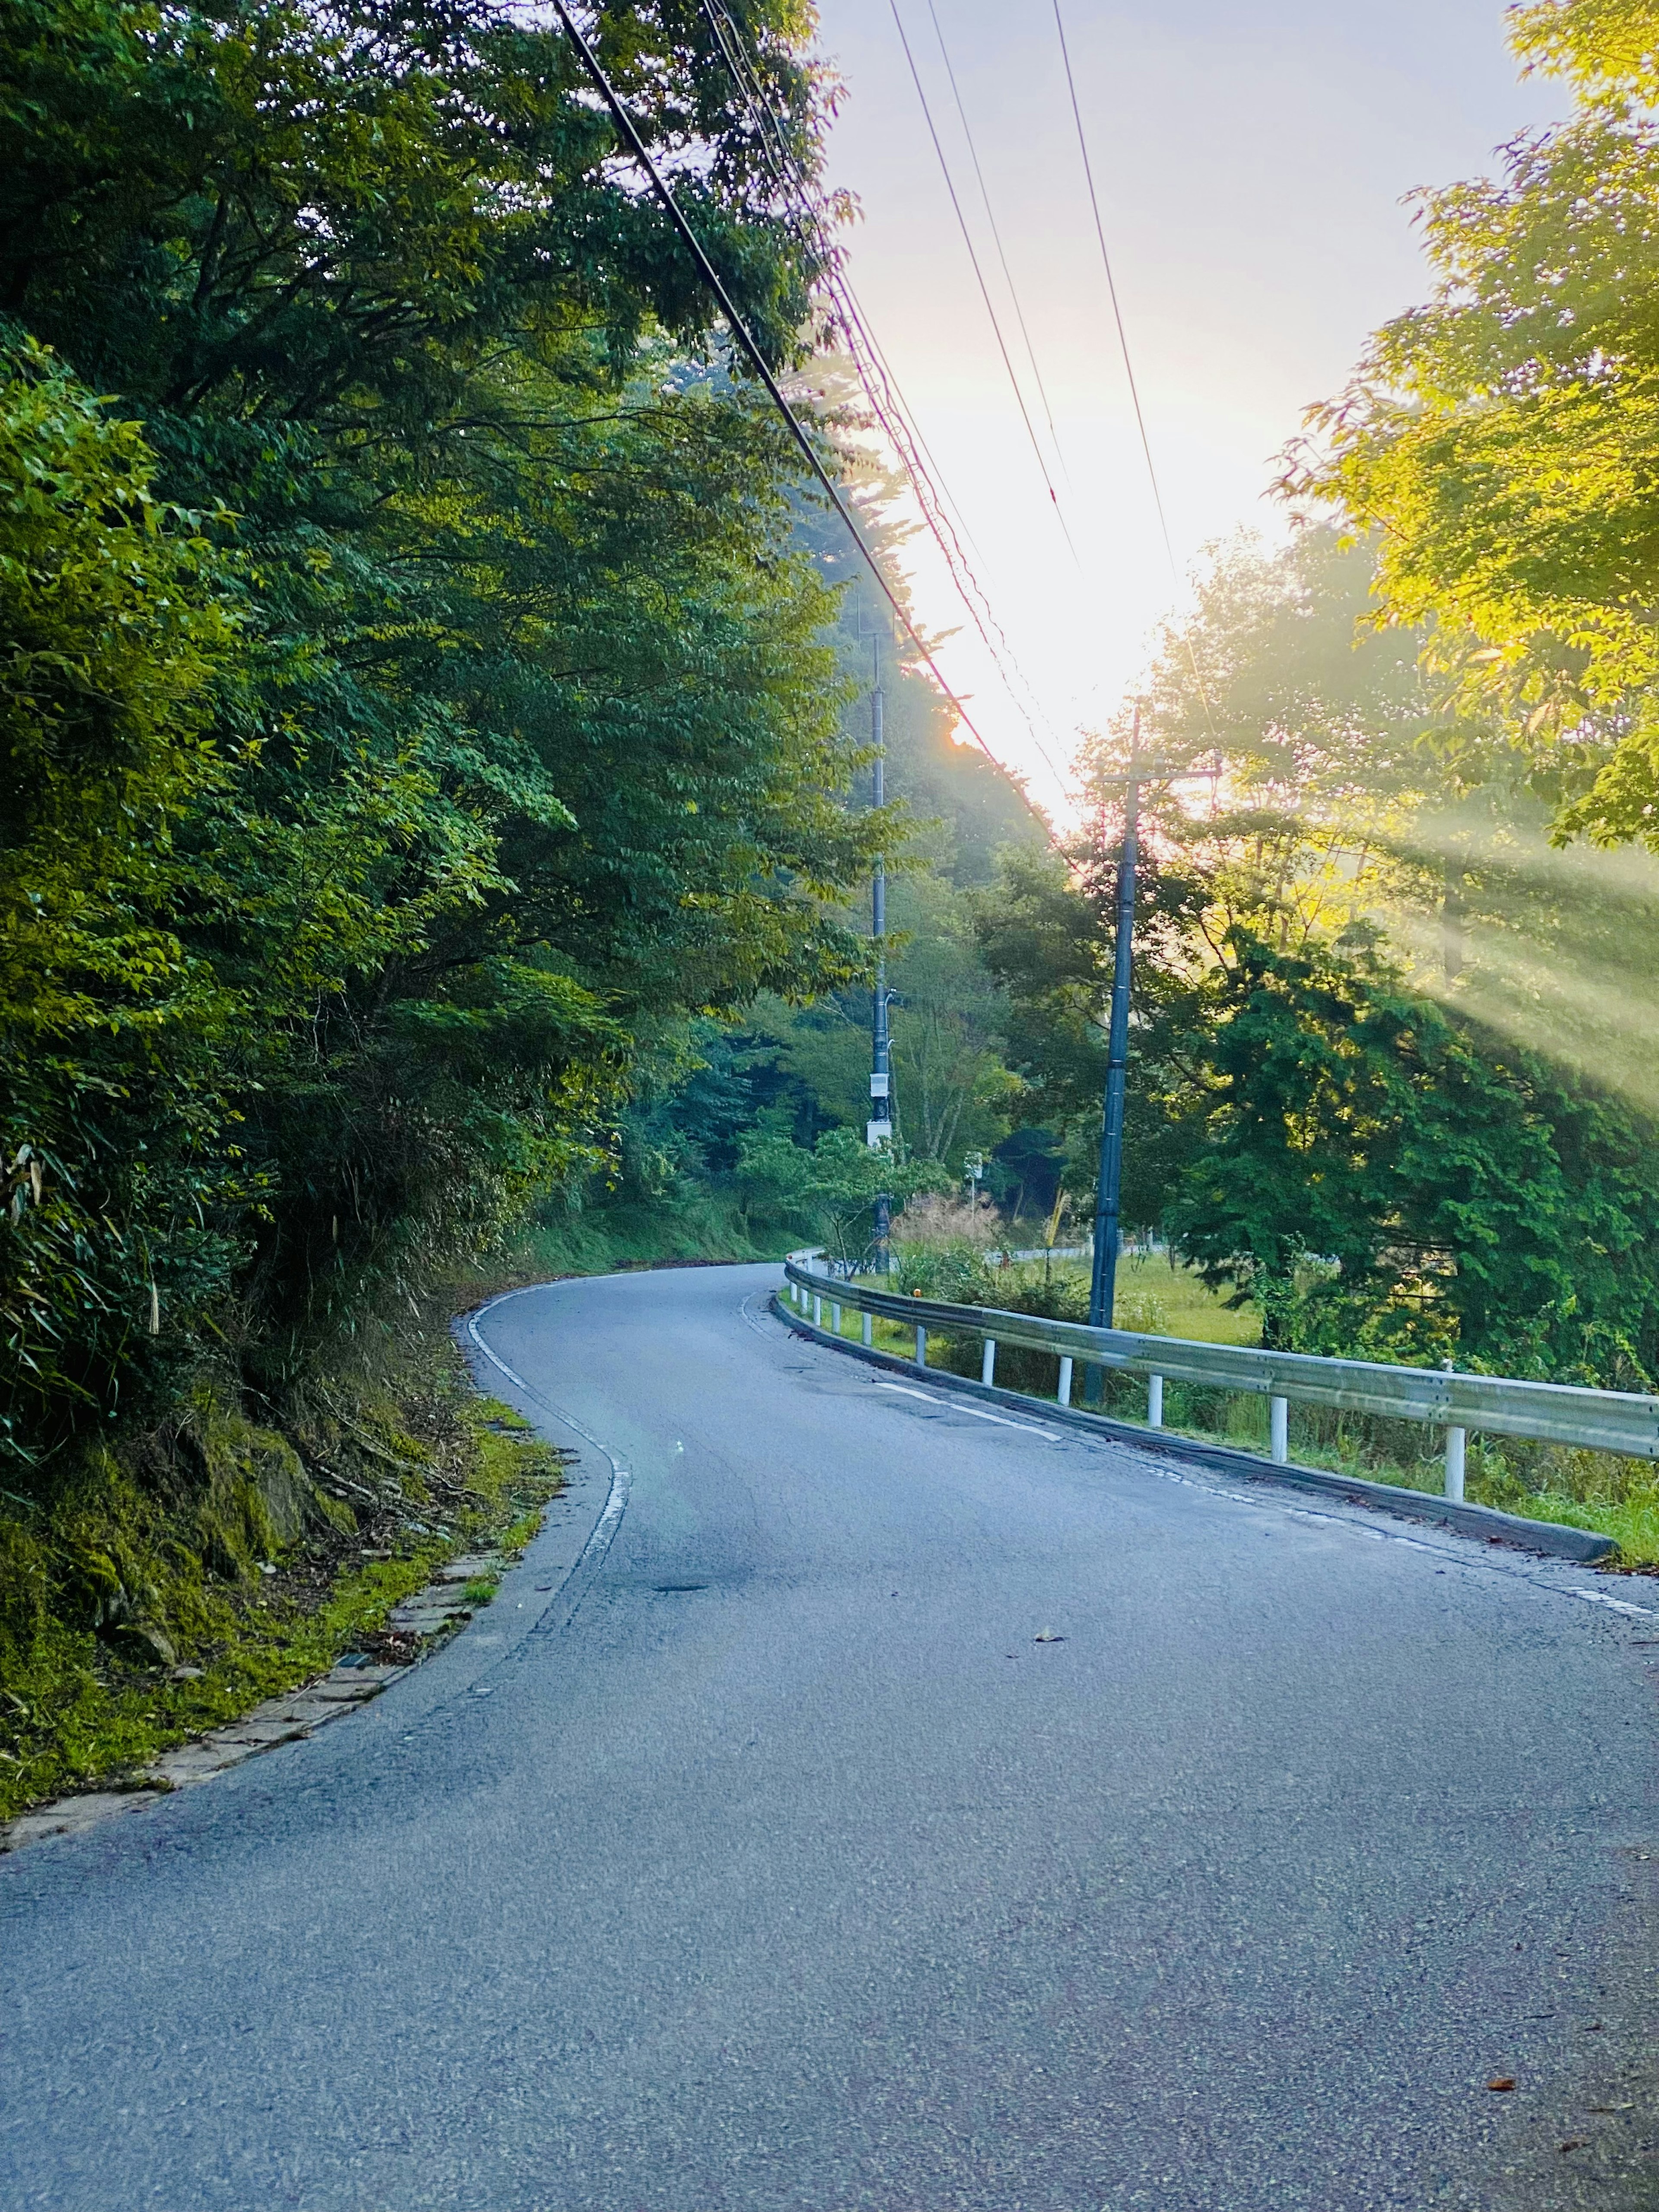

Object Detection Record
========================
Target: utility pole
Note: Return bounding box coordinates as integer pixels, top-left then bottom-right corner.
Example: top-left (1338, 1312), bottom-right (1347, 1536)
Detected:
top-left (1086, 772), bottom-right (1140, 1376)
top-left (864, 625), bottom-right (893, 1271)
top-left (1085, 712), bottom-right (1185, 1403)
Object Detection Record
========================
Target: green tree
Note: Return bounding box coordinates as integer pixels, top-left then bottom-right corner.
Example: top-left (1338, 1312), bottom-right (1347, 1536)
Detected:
top-left (735, 1112), bottom-right (945, 1266)
top-left (979, 525), bottom-right (1659, 1381)
top-left (0, 0), bottom-right (885, 1471)
top-left (1168, 928), bottom-right (1659, 1381)
top-left (0, 336), bottom-right (245, 1462)
top-left (756, 874), bottom-right (1022, 1167)
top-left (1288, 0), bottom-right (1659, 846)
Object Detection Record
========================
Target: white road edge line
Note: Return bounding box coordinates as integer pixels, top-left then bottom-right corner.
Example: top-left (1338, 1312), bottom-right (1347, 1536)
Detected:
top-left (1572, 1589), bottom-right (1654, 1617)
top-left (464, 1288), bottom-right (633, 1631)
top-left (763, 1283), bottom-right (1659, 1618)
top-left (874, 1380), bottom-right (1063, 1442)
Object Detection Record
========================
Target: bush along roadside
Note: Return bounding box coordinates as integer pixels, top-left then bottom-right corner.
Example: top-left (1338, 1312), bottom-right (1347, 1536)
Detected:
top-left (0, 1331), bottom-right (566, 1825)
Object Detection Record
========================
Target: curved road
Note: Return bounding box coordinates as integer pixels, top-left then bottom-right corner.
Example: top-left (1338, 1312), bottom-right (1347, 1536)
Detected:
top-left (4, 1264), bottom-right (1659, 2210)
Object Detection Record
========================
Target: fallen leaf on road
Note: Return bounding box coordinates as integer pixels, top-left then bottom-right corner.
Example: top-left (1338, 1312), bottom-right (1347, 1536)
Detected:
top-left (1487, 2078), bottom-right (1516, 2092)
top-left (1559, 2141), bottom-right (1588, 2152)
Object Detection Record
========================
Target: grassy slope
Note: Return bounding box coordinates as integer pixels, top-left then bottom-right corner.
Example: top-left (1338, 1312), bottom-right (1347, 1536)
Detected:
top-left (508, 1192), bottom-right (783, 1282)
top-left (3, 1195), bottom-right (796, 1819)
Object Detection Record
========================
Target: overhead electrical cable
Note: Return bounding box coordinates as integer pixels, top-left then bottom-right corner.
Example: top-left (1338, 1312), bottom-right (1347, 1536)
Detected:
top-left (1050, 0), bottom-right (1175, 575)
top-left (1051, 0), bottom-right (1220, 743)
top-left (829, 283), bottom-right (1064, 753)
top-left (697, 3), bottom-right (1023, 650)
top-left (922, 0), bottom-right (1070, 476)
top-left (693, 0), bottom-right (1072, 794)
top-left (546, 0), bottom-right (1039, 794)
top-left (887, 0), bottom-right (1083, 569)
top-left (699, 0), bottom-right (1025, 652)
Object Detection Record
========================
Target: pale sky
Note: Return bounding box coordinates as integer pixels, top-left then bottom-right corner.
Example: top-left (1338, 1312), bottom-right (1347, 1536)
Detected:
top-left (815, 0), bottom-right (1567, 814)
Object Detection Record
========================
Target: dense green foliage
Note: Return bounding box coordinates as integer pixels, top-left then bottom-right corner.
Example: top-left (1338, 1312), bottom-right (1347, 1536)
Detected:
top-left (979, 525), bottom-right (1659, 1382)
top-left (532, 514), bottom-right (1054, 1267)
top-left (18, 0), bottom-right (1659, 1801)
top-left (1290, 0), bottom-right (1659, 849)
top-left (0, 0), bottom-right (962, 1796)
top-left (0, 0), bottom-right (890, 1481)
top-left (1165, 928), bottom-right (1659, 1378)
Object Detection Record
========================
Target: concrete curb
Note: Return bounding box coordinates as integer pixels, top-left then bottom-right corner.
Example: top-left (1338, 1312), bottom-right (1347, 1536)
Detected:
top-left (772, 1296), bottom-right (1619, 1566)
top-left (0, 1656), bottom-right (410, 1855)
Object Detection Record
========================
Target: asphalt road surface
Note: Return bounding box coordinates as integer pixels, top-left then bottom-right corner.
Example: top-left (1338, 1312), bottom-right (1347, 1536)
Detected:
top-left (5, 1263), bottom-right (1659, 2212)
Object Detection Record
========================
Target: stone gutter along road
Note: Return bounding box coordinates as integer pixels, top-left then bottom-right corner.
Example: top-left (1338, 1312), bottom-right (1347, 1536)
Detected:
top-left (4, 1263), bottom-right (1659, 2210)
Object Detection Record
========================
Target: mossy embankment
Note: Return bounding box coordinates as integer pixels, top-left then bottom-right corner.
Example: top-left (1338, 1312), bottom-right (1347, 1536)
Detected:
top-left (0, 1206), bottom-right (779, 1827)
top-left (0, 1319), bottom-right (565, 1824)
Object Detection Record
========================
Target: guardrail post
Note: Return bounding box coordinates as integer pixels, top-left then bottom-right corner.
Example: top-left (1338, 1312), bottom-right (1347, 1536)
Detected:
top-left (788, 1270), bottom-right (1658, 1477)
top-left (1445, 1426), bottom-right (1466, 1503)
top-left (831, 1301), bottom-right (841, 1335)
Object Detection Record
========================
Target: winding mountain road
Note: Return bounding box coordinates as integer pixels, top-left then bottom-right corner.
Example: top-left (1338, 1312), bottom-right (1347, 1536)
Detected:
top-left (4, 1263), bottom-right (1659, 2210)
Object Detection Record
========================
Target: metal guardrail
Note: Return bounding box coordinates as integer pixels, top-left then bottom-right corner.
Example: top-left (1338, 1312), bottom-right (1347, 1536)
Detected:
top-left (782, 1254), bottom-right (1659, 1501)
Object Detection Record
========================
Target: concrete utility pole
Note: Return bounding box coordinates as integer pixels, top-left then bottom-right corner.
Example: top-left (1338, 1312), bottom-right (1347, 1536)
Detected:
top-left (1085, 715), bottom-right (1191, 1405)
top-left (1087, 765), bottom-right (1141, 1366)
top-left (865, 626), bottom-right (893, 1272)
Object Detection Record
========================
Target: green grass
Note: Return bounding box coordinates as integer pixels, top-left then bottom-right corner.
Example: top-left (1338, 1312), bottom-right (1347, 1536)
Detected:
top-left (1109, 1253), bottom-right (1261, 1344)
top-left (504, 1192), bottom-right (782, 1285)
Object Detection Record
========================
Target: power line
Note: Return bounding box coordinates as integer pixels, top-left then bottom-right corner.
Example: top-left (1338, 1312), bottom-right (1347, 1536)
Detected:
top-left (1050, 0), bottom-right (1175, 576)
top-left (546, 0), bottom-right (1029, 792)
top-left (693, 0), bottom-right (1073, 796)
top-left (1051, 0), bottom-right (1219, 743)
top-left (889, 0), bottom-right (1082, 569)
top-left (828, 281), bottom-right (1070, 774)
top-left (696, 0), bottom-right (1047, 717)
top-left (922, 0), bottom-right (1069, 477)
